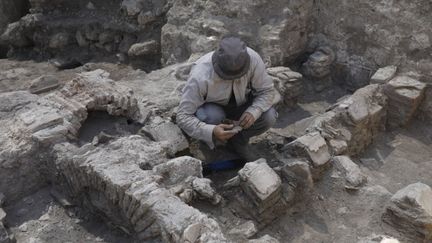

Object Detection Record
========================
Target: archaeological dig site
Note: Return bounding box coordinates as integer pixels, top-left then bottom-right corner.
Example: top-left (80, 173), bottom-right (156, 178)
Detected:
top-left (1, 0), bottom-right (432, 242)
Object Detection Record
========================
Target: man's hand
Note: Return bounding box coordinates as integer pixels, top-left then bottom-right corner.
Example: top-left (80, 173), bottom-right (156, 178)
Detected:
top-left (239, 112), bottom-right (255, 129)
top-left (213, 124), bottom-right (238, 142)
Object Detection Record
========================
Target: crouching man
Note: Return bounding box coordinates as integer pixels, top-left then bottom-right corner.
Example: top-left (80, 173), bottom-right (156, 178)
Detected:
top-left (176, 35), bottom-right (277, 161)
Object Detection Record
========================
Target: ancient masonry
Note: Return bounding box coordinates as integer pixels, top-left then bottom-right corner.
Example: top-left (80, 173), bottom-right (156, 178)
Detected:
top-left (0, 0), bottom-right (431, 242)
top-left (0, 60), bottom-right (430, 242)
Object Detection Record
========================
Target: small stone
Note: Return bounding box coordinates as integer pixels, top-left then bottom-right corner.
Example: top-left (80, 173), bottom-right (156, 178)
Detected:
top-left (192, 178), bottom-right (221, 205)
top-left (228, 220), bottom-right (257, 239)
top-left (329, 139), bottom-right (348, 155)
top-left (153, 156), bottom-right (202, 185)
top-left (0, 208), bottom-right (6, 223)
top-left (29, 75), bottom-right (60, 94)
top-left (284, 132), bottom-right (331, 167)
top-left (86, 2), bottom-right (96, 10)
top-left (182, 223), bottom-right (202, 243)
top-left (223, 176), bottom-right (240, 189)
top-left (248, 234), bottom-right (280, 243)
top-left (336, 207), bottom-right (348, 215)
top-left (19, 223), bottom-right (28, 232)
top-left (128, 40), bottom-right (159, 57)
top-left (49, 33), bottom-right (71, 49)
top-left (332, 156), bottom-right (367, 188)
top-left (39, 213), bottom-right (50, 221)
top-left (370, 65), bottom-right (397, 84)
top-left (179, 189), bottom-right (194, 204)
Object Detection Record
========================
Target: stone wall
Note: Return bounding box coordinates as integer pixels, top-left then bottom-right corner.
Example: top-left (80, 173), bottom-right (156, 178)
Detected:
top-left (0, 0), bottom-right (170, 70)
top-left (312, 0), bottom-right (432, 90)
top-left (162, 0), bottom-right (314, 66)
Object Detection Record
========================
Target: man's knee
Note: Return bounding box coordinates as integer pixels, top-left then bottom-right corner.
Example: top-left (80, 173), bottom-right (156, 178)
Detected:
top-left (196, 103), bottom-right (226, 125)
top-left (259, 107), bottom-right (277, 129)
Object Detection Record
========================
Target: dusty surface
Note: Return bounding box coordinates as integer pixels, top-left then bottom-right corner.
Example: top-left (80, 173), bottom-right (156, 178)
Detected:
top-left (0, 1), bottom-right (432, 241)
top-left (4, 187), bottom-right (132, 243)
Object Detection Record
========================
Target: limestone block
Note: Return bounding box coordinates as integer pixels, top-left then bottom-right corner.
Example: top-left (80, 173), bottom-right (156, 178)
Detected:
top-left (370, 66), bottom-right (397, 84)
top-left (284, 132), bottom-right (331, 167)
top-left (238, 159), bottom-right (282, 210)
top-left (357, 234), bottom-right (400, 243)
top-left (248, 234), bottom-right (280, 243)
top-left (192, 178), bottom-right (221, 205)
top-left (128, 40), bottom-right (159, 57)
top-left (19, 108), bottom-right (64, 133)
top-left (141, 119), bottom-right (189, 156)
top-left (32, 125), bottom-right (68, 144)
top-left (383, 182), bottom-right (432, 241)
top-left (29, 75), bottom-right (60, 94)
top-left (267, 66), bottom-right (303, 106)
top-left (228, 220), bottom-right (257, 239)
top-left (329, 139), bottom-right (348, 155)
top-left (384, 76), bottom-right (426, 127)
top-left (332, 156), bottom-right (367, 188)
top-left (153, 156), bottom-right (202, 185)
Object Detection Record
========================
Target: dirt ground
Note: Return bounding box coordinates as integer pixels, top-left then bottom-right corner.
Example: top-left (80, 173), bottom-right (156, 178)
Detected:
top-left (1, 58), bottom-right (430, 242)
top-left (4, 187), bottom-right (133, 243)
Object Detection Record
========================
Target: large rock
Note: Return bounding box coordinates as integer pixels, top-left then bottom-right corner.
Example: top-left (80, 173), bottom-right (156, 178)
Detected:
top-left (238, 159), bottom-right (282, 212)
top-left (161, 0), bottom-right (313, 66)
top-left (332, 156), bottom-right (367, 188)
top-left (153, 156), bottom-right (203, 185)
top-left (283, 132), bottom-right (331, 168)
top-left (384, 76), bottom-right (426, 128)
top-left (383, 182), bottom-right (432, 241)
top-left (370, 66), bottom-right (397, 84)
top-left (140, 117), bottom-right (189, 156)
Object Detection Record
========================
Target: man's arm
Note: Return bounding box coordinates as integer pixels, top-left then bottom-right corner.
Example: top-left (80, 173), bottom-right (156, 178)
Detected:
top-left (244, 53), bottom-right (275, 121)
top-left (176, 75), bottom-right (217, 149)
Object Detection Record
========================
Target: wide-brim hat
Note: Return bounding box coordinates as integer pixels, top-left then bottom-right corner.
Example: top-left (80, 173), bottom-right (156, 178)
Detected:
top-left (212, 36), bottom-right (250, 80)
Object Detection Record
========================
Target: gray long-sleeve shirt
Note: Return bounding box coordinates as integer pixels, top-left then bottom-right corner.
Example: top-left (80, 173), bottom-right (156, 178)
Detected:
top-left (176, 47), bottom-right (275, 149)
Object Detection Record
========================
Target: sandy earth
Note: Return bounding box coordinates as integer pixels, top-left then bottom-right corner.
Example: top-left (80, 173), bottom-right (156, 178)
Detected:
top-left (1, 58), bottom-right (430, 242)
top-left (4, 187), bottom-right (133, 243)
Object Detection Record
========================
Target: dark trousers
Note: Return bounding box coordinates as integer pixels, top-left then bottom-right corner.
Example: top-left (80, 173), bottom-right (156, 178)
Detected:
top-left (196, 102), bottom-right (277, 145)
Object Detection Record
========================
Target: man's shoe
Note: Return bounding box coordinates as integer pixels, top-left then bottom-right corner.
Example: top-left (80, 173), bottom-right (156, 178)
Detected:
top-left (226, 140), bottom-right (258, 162)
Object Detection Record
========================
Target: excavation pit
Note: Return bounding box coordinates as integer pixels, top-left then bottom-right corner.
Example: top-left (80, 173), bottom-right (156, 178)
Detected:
top-left (76, 111), bottom-right (142, 146)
